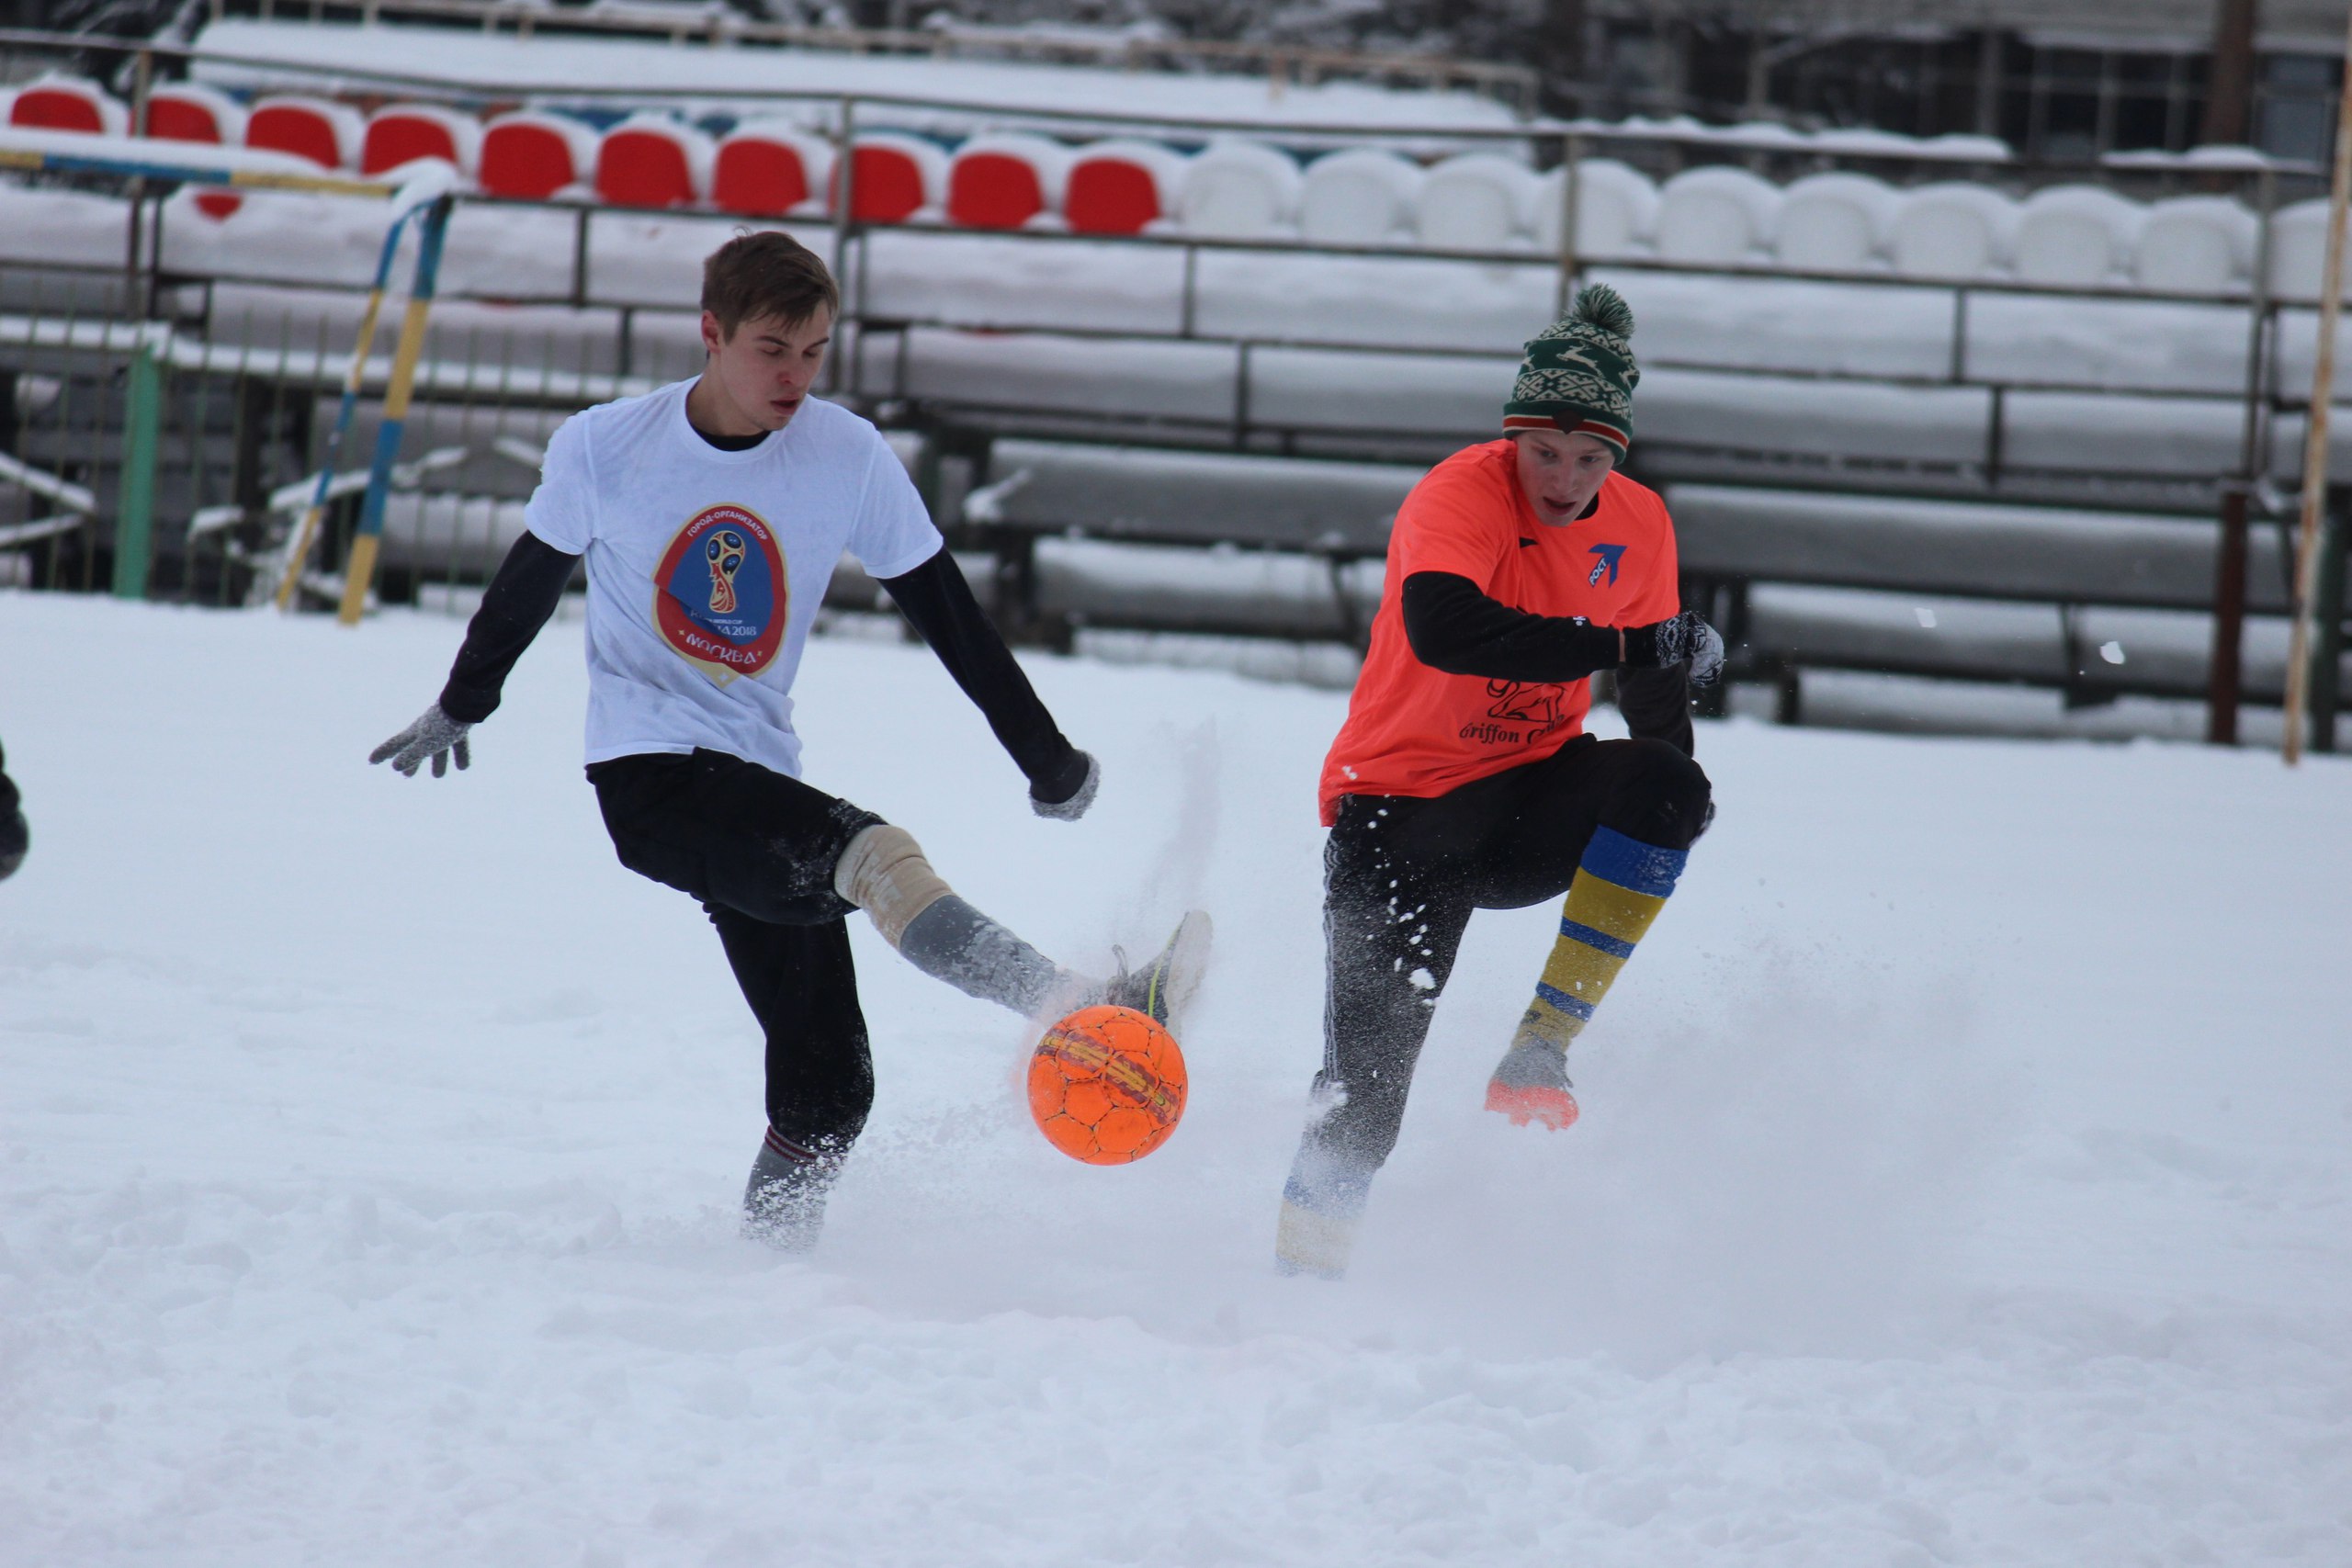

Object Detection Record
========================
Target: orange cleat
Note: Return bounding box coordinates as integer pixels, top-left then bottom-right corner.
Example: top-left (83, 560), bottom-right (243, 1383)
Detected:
top-left (1485, 1038), bottom-right (1580, 1130)
top-left (1484, 1078), bottom-right (1580, 1131)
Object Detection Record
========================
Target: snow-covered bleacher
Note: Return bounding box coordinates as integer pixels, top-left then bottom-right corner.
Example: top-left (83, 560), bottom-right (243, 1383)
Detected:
top-left (4, 67), bottom-right (2346, 299)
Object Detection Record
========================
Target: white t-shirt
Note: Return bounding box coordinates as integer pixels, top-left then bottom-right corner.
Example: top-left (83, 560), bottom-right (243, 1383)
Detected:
top-left (523, 380), bottom-right (942, 776)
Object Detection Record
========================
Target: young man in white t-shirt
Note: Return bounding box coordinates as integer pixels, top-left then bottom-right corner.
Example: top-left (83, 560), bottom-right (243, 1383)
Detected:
top-left (371, 232), bottom-right (1206, 1249)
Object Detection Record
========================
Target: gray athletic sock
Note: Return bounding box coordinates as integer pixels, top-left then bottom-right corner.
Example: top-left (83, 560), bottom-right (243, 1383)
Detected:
top-left (742, 1127), bottom-right (842, 1252)
top-left (898, 894), bottom-right (1079, 1017)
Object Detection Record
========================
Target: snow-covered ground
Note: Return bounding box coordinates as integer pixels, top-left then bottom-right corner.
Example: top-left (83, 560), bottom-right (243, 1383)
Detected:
top-left (2, 592), bottom-right (2349, 1565)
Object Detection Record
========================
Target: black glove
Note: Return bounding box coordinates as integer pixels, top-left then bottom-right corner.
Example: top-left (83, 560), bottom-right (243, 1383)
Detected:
top-left (1030, 749), bottom-right (1099, 821)
top-left (1623, 611), bottom-right (1725, 687)
top-left (369, 703), bottom-right (474, 778)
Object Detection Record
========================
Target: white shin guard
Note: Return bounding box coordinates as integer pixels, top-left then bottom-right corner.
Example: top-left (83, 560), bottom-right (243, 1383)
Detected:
top-left (833, 825), bottom-right (951, 948)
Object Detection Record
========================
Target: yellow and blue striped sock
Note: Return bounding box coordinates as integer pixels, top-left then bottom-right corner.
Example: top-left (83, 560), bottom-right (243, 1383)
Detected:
top-left (1494, 828), bottom-right (1688, 1101)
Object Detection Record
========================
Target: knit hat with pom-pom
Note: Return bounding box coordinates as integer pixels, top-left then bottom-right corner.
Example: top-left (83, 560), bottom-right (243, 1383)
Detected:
top-left (1501, 283), bottom-right (1639, 457)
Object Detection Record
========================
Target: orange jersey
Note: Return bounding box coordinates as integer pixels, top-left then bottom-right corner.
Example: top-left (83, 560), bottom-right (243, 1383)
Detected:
top-left (1318, 443), bottom-right (1680, 825)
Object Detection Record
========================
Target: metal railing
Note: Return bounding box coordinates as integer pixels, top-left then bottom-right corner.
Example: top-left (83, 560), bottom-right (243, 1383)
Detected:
top-left (2, 30), bottom-right (2345, 739)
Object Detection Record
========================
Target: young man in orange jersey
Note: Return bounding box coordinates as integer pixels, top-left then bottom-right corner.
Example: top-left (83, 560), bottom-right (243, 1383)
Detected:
top-left (1276, 284), bottom-right (1724, 1279)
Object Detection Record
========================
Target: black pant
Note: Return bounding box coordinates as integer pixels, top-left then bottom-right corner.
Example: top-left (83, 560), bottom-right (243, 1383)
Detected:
top-left (1313, 734), bottom-right (1712, 1175)
top-left (589, 750), bottom-right (885, 1155)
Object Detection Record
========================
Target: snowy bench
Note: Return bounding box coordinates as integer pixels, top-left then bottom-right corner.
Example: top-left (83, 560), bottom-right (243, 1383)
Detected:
top-left (1666, 482), bottom-right (2341, 718)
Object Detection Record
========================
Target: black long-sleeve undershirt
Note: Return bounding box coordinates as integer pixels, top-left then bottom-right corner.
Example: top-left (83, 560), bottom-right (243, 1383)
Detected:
top-left (1400, 570), bottom-right (1621, 683)
top-left (1400, 570), bottom-right (1695, 757)
top-left (877, 550), bottom-right (1084, 796)
top-left (436, 534), bottom-right (1083, 795)
top-left (439, 531), bottom-right (578, 724)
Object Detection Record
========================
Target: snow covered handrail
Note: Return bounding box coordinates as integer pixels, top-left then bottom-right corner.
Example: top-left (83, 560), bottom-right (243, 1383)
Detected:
top-left (0, 449), bottom-right (96, 519)
top-left (0, 123), bottom-right (416, 199)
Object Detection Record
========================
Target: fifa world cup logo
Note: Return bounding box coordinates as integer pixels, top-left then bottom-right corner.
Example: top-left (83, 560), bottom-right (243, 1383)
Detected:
top-left (705, 529), bottom-right (747, 615)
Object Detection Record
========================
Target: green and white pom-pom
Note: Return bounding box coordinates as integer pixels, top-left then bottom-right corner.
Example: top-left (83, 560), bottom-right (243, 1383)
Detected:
top-left (1571, 282), bottom-right (1634, 340)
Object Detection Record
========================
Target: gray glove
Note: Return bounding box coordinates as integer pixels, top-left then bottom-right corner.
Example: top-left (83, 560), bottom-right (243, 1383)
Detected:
top-left (1030, 750), bottom-right (1099, 821)
top-left (1623, 611), bottom-right (1725, 688)
top-left (370, 703), bottom-right (474, 778)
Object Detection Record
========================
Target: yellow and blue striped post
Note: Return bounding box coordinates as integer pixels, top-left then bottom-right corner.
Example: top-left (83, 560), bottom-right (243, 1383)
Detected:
top-left (338, 194), bottom-right (454, 626)
top-left (273, 204), bottom-right (418, 609)
top-left (0, 143), bottom-right (396, 199)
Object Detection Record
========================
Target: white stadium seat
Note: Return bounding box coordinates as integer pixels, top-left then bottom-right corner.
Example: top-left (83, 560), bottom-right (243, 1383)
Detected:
top-left (1176, 140), bottom-right (1302, 240)
top-left (1774, 172), bottom-right (1897, 273)
top-left (1654, 165), bottom-right (1779, 265)
top-left (2133, 196), bottom-right (2257, 295)
top-left (1532, 159), bottom-right (1660, 259)
top-left (1415, 152), bottom-right (1538, 251)
top-left (1889, 182), bottom-right (2020, 281)
top-left (1297, 147), bottom-right (1421, 245)
top-left (2013, 185), bottom-right (2143, 287)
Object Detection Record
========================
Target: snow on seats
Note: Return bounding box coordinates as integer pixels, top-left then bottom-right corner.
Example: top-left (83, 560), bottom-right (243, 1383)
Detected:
top-left (2133, 196), bottom-right (2256, 295)
top-left (145, 83), bottom-right (244, 146)
top-left (1534, 159), bottom-right (1660, 259)
top-left (1298, 148), bottom-right (1420, 245)
top-left (2268, 200), bottom-right (2352, 302)
top-left (1064, 141), bottom-right (1183, 235)
top-left (1654, 165), bottom-right (1778, 265)
top-left (479, 111), bottom-right (598, 200)
top-left (1889, 183), bottom-right (2019, 281)
top-left (595, 113), bottom-right (714, 209)
top-left (245, 96), bottom-right (361, 169)
top-left (1416, 152), bottom-right (1537, 251)
top-left (712, 120), bottom-right (833, 217)
top-left (2014, 185), bottom-right (2143, 287)
top-left (362, 105), bottom-right (481, 178)
top-left (947, 133), bottom-right (1072, 230)
top-left (1774, 173), bottom-right (1896, 273)
top-left (1177, 141), bottom-right (1301, 240)
top-left (7, 75), bottom-right (125, 136)
top-left (836, 132), bottom-right (946, 223)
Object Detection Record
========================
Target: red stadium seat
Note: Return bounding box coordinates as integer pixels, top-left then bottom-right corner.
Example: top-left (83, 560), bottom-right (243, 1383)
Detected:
top-left (712, 121), bottom-right (833, 217)
top-left (144, 85), bottom-right (248, 220)
top-left (945, 134), bottom-right (1069, 230)
top-left (832, 133), bottom-right (944, 224)
top-left (479, 112), bottom-right (595, 200)
top-left (362, 105), bottom-right (481, 176)
top-left (594, 114), bottom-right (712, 209)
top-left (145, 84), bottom-right (243, 145)
top-left (246, 96), bottom-right (360, 169)
top-left (1066, 141), bottom-right (1182, 235)
top-left (8, 76), bottom-right (124, 136)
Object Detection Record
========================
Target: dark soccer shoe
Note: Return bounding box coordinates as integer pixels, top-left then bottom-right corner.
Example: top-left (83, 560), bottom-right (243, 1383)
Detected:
top-left (1104, 909), bottom-right (1213, 1032)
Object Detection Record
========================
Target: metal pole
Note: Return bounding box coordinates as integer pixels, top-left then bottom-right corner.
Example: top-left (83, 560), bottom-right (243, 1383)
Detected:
top-left (122, 48), bottom-right (152, 318)
top-left (2312, 486), bottom-right (2347, 751)
top-left (2210, 164), bottom-right (2278, 745)
top-left (1553, 131), bottom-right (1582, 318)
top-left (277, 202), bottom-right (416, 609)
top-left (830, 95), bottom-right (856, 396)
top-left (341, 194), bottom-right (455, 626)
top-left (2285, 13), bottom-right (2352, 764)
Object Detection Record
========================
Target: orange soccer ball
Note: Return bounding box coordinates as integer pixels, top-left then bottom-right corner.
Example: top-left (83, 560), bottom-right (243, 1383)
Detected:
top-left (1027, 1004), bottom-right (1188, 1165)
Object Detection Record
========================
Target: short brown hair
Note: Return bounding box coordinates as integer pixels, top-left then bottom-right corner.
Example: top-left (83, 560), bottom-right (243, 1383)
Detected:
top-left (701, 230), bottom-right (839, 338)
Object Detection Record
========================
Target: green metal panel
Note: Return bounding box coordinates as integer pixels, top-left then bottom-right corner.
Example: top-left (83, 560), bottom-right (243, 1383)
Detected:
top-left (112, 344), bottom-right (162, 601)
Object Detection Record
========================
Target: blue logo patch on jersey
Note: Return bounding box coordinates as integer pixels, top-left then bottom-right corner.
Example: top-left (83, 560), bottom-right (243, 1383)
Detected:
top-left (1587, 542), bottom-right (1627, 587)
top-left (653, 503), bottom-right (788, 685)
